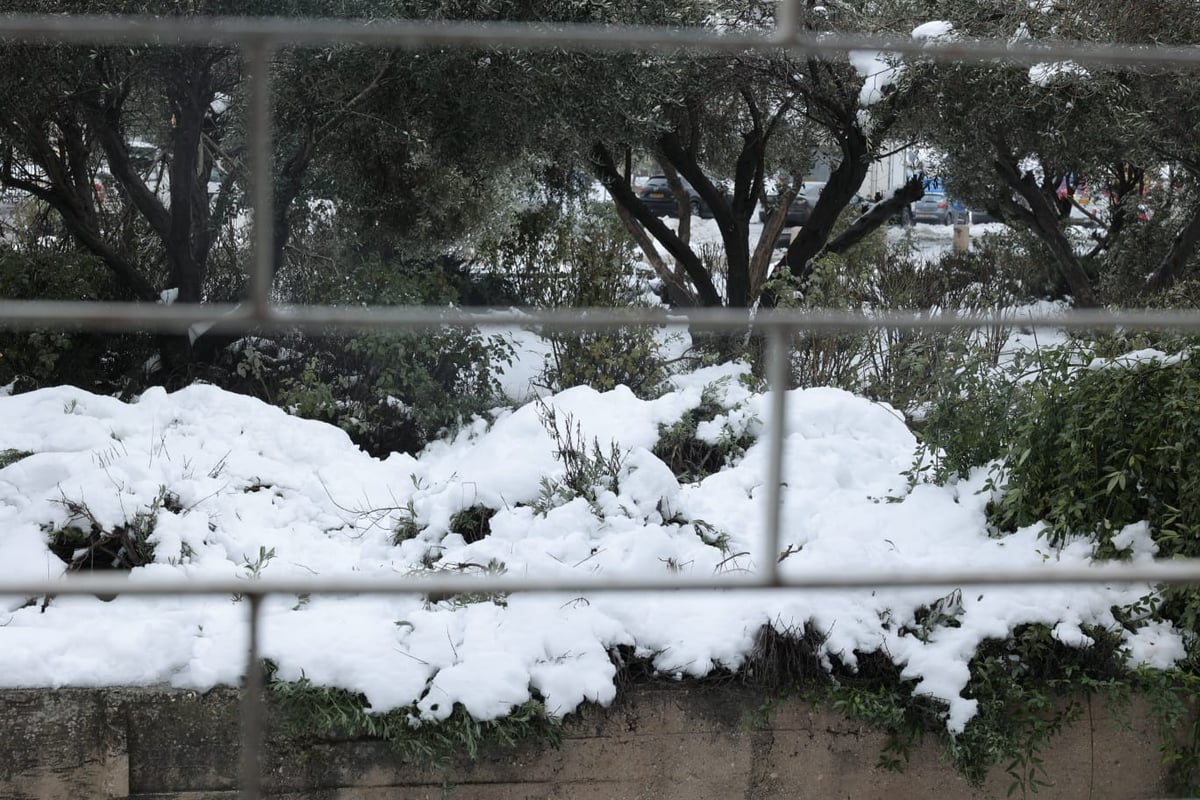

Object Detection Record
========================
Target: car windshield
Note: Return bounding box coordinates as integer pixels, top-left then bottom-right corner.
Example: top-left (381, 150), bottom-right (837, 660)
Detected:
top-left (646, 175), bottom-right (695, 189)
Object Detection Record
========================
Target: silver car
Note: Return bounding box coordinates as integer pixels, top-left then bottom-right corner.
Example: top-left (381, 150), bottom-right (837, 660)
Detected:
top-left (911, 191), bottom-right (968, 225)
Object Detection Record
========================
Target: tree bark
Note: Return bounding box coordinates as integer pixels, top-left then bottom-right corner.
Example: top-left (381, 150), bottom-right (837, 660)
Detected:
top-left (825, 175), bottom-right (925, 256)
top-left (750, 184), bottom-right (798, 301)
top-left (611, 199), bottom-right (696, 307)
top-left (773, 126), bottom-right (872, 287)
top-left (658, 114), bottom-right (762, 308)
top-left (1147, 200), bottom-right (1200, 292)
top-left (590, 142), bottom-right (722, 307)
top-left (993, 148), bottom-right (1099, 307)
top-left (163, 50), bottom-right (214, 304)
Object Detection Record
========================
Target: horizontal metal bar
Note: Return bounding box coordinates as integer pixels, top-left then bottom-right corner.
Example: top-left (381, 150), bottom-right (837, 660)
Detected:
top-left (0, 13), bottom-right (1199, 70)
top-left (7, 299), bottom-right (1200, 335)
top-left (0, 560), bottom-right (1196, 599)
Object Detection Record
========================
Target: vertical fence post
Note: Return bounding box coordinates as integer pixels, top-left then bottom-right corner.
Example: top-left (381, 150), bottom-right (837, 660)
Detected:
top-left (245, 38), bottom-right (276, 320)
top-left (762, 324), bottom-right (789, 584)
top-left (239, 592), bottom-right (265, 800)
top-left (773, 0), bottom-right (800, 41)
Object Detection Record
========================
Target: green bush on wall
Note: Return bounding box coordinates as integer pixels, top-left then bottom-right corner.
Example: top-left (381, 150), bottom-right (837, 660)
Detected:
top-left (988, 339), bottom-right (1200, 633)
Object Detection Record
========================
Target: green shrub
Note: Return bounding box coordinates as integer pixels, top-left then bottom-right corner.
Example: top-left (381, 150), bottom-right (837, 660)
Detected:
top-left (449, 504), bottom-right (494, 544)
top-left (0, 449), bottom-right (32, 469)
top-left (530, 400), bottom-right (625, 516)
top-left (262, 326), bottom-right (513, 456)
top-left (907, 342), bottom-right (1030, 484)
top-left (765, 225), bottom-right (1019, 425)
top-left (0, 249), bottom-right (157, 395)
top-left (221, 251), bottom-right (518, 456)
top-left (749, 617), bottom-right (1134, 796)
top-left (45, 486), bottom-right (180, 573)
top-left (269, 674), bottom-right (562, 767)
top-left (986, 340), bottom-right (1200, 634)
top-left (652, 381), bottom-right (755, 482)
top-left (1099, 184), bottom-right (1200, 304)
top-left (989, 344), bottom-right (1200, 550)
top-left (477, 199), bottom-right (673, 398)
top-left (949, 624), bottom-right (1128, 794)
top-left (1138, 663), bottom-right (1200, 795)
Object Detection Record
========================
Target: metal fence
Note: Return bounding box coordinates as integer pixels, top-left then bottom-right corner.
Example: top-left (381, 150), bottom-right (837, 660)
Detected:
top-left (3, 5), bottom-right (1200, 797)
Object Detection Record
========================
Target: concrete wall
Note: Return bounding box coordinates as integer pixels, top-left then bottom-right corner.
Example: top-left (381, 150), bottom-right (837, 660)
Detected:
top-left (0, 684), bottom-right (1179, 799)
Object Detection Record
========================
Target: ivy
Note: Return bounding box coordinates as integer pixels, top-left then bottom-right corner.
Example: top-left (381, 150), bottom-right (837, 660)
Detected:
top-left (269, 672), bottom-right (562, 768)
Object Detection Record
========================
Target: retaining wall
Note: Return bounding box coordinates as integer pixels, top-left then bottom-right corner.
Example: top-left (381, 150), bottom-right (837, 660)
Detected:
top-left (0, 684), bottom-right (1179, 799)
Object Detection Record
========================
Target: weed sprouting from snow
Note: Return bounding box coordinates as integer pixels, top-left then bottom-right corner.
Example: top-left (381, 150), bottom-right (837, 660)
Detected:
top-left (532, 399), bottom-right (626, 516)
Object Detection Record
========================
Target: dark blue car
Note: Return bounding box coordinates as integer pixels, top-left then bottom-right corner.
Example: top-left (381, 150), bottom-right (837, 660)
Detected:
top-left (636, 175), bottom-right (716, 219)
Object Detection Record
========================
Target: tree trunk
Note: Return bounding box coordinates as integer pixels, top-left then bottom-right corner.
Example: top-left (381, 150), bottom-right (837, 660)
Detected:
top-left (611, 200), bottom-right (696, 307)
top-left (658, 125), bottom-right (761, 308)
top-left (993, 149), bottom-right (1099, 307)
top-left (164, 53), bottom-right (212, 305)
top-left (825, 175), bottom-right (924, 255)
top-left (591, 142), bottom-right (722, 307)
top-left (749, 184), bottom-right (797, 301)
top-left (774, 126), bottom-right (873, 287)
top-left (1147, 200), bottom-right (1200, 292)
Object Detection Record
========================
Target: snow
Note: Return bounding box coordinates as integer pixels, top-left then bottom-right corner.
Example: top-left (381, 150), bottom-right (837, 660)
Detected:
top-left (1029, 61), bottom-right (1088, 86)
top-left (0, 347), bottom-right (1184, 733)
top-left (1087, 349), bottom-right (1188, 371)
top-left (850, 50), bottom-right (898, 107)
top-left (912, 21), bottom-right (954, 43)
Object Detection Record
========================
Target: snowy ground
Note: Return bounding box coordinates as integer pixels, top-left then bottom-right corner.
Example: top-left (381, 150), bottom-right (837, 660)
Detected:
top-left (0, 355), bottom-right (1183, 734)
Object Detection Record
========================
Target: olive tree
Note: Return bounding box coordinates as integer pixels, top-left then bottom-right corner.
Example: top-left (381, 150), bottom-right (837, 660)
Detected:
top-left (577, 0), bottom-right (928, 309)
top-left (899, 0), bottom-right (1200, 305)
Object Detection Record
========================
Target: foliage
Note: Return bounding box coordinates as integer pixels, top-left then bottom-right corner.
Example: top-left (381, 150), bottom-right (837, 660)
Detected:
top-left (449, 504), bottom-right (494, 544)
top-left (764, 224), bottom-right (1022, 432)
top-left (269, 673), bottom-right (563, 767)
top-left (887, 330), bottom-right (1200, 790)
top-left (423, 557), bottom-right (510, 608)
top-left (907, 346), bottom-right (1025, 485)
top-left (1138, 663), bottom-right (1200, 795)
top-left (392, 500), bottom-right (425, 545)
top-left (44, 486), bottom-right (180, 572)
top-left (218, 253), bottom-right (518, 456)
top-left (1099, 182), bottom-right (1200, 301)
top-left (949, 624), bottom-right (1128, 796)
top-left (745, 615), bottom-right (1137, 798)
top-left (479, 199), bottom-right (674, 398)
top-left (0, 246), bottom-right (158, 395)
top-left (651, 380), bottom-right (755, 482)
top-left (0, 449), bottom-right (32, 469)
top-left (984, 339), bottom-right (1200, 635)
top-left (531, 399), bottom-right (626, 516)
top-left (247, 326), bottom-right (512, 457)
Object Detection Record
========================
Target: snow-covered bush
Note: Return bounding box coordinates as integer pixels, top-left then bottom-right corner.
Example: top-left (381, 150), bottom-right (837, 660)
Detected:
top-left (251, 327), bottom-right (514, 457)
top-left (991, 339), bottom-right (1200, 634)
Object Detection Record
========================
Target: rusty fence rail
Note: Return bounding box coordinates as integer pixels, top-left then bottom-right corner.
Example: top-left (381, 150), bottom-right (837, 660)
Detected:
top-left (2, 7), bottom-right (1200, 798)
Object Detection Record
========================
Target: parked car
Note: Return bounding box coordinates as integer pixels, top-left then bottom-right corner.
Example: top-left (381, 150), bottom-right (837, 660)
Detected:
top-left (759, 181), bottom-right (827, 226)
top-left (767, 185), bottom-right (872, 249)
top-left (637, 174), bottom-right (717, 219)
top-left (911, 191), bottom-right (968, 225)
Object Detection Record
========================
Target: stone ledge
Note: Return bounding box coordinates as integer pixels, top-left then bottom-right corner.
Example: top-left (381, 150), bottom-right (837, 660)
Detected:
top-left (0, 684), bottom-right (1177, 799)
